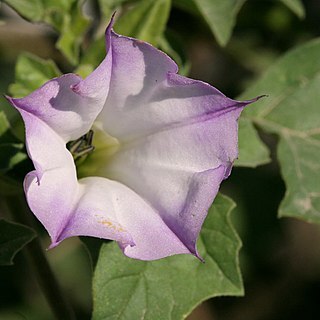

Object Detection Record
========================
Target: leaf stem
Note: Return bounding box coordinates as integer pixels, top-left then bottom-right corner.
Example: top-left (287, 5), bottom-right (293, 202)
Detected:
top-left (5, 195), bottom-right (75, 320)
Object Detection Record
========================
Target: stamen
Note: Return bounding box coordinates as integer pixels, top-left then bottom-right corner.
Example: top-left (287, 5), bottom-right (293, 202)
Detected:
top-left (68, 138), bottom-right (84, 154)
top-left (74, 146), bottom-right (95, 160)
top-left (67, 130), bottom-right (95, 160)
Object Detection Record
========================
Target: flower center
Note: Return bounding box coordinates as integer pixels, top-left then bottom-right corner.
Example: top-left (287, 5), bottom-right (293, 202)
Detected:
top-left (69, 123), bottom-right (120, 179)
top-left (67, 130), bottom-right (95, 161)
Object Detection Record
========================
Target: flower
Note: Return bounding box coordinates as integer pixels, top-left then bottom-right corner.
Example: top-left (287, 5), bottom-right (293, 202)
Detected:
top-left (7, 16), bottom-right (261, 260)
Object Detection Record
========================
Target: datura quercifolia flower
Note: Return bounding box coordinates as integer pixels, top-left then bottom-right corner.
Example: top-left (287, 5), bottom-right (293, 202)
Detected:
top-left (7, 16), bottom-right (262, 260)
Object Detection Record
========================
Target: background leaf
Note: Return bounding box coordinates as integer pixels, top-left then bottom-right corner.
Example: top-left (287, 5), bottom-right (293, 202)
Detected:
top-left (2, 0), bottom-right (42, 21)
top-left (192, 0), bottom-right (246, 46)
top-left (236, 117), bottom-right (270, 167)
top-left (99, 0), bottom-right (128, 21)
top-left (280, 0), bottom-right (305, 18)
top-left (239, 38), bottom-right (320, 224)
top-left (9, 53), bottom-right (61, 98)
top-left (0, 219), bottom-right (36, 266)
top-left (93, 194), bottom-right (243, 320)
top-left (4, 0), bottom-right (90, 65)
top-left (114, 0), bottom-right (171, 46)
top-left (0, 111), bottom-right (27, 195)
top-left (78, 0), bottom-right (173, 80)
top-left (159, 31), bottom-right (191, 76)
top-left (0, 111), bottom-right (26, 174)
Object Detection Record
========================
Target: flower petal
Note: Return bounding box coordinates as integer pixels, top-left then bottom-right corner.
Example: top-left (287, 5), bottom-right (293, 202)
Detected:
top-left (98, 31), bottom-right (258, 141)
top-left (98, 108), bottom-right (243, 254)
top-left (17, 110), bottom-right (134, 249)
top-left (94, 33), bottom-right (260, 255)
top-left (12, 94), bottom-right (190, 260)
top-left (52, 177), bottom-right (134, 249)
top-left (58, 177), bottom-right (190, 260)
top-left (7, 22), bottom-right (113, 142)
top-left (19, 109), bottom-right (78, 242)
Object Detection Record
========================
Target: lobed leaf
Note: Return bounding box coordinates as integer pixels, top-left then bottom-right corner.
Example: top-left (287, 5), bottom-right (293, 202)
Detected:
top-left (239, 38), bottom-right (320, 224)
top-left (236, 117), bottom-right (270, 167)
top-left (93, 194), bottom-right (243, 320)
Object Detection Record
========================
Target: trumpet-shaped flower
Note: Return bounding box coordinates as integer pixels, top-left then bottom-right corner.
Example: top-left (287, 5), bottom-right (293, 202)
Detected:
top-left (7, 18), bottom-right (261, 260)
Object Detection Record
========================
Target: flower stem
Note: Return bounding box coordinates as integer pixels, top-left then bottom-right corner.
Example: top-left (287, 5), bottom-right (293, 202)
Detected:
top-left (6, 195), bottom-right (75, 320)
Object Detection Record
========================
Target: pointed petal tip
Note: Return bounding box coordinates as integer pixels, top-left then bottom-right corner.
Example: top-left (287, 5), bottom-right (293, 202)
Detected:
top-left (105, 12), bottom-right (116, 36)
top-left (189, 243), bottom-right (205, 262)
top-left (255, 94), bottom-right (268, 101)
top-left (235, 94), bottom-right (267, 111)
top-left (4, 94), bottom-right (16, 106)
top-left (47, 240), bottom-right (60, 250)
top-left (241, 94), bottom-right (267, 106)
top-left (110, 12), bottom-right (117, 27)
top-left (194, 252), bottom-right (205, 263)
top-left (184, 242), bottom-right (205, 262)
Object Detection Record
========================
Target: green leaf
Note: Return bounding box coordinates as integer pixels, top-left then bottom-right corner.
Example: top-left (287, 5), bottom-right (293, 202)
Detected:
top-left (93, 194), bottom-right (243, 320)
top-left (81, 237), bottom-right (109, 270)
top-left (3, 0), bottom-right (43, 21)
top-left (172, 0), bottom-right (199, 14)
top-left (277, 135), bottom-right (320, 223)
top-left (4, 0), bottom-right (90, 65)
top-left (9, 53), bottom-right (61, 98)
top-left (159, 33), bottom-right (191, 76)
top-left (79, 37), bottom-right (106, 69)
top-left (239, 38), bottom-right (320, 224)
top-left (55, 1), bottom-right (91, 65)
top-left (280, 0), bottom-right (305, 18)
top-left (99, 0), bottom-right (128, 21)
top-left (192, 0), bottom-right (246, 46)
top-left (0, 144), bottom-right (26, 173)
top-left (0, 112), bottom-right (27, 194)
top-left (0, 176), bottom-right (23, 195)
top-left (79, 0), bottom-right (172, 75)
top-left (0, 219), bottom-right (36, 266)
top-left (236, 117), bottom-right (270, 167)
top-left (114, 0), bottom-right (171, 46)
top-left (0, 111), bottom-right (11, 140)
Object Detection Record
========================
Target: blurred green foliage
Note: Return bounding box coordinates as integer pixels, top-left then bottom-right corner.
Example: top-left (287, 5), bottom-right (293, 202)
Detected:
top-left (9, 53), bottom-right (61, 98)
top-left (4, 0), bottom-right (90, 64)
top-left (0, 219), bottom-right (35, 265)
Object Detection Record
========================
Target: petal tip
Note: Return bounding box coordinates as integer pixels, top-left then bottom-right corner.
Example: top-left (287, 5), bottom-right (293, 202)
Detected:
top-left (48, 241), bottom-right (60, 250)
top-left (190, 244), bottom-right (205, 262)
top-left (107, 12), bottom-right (116, 32)
top-left (195, 253), bottom-right (205, 263)
top-left (255, 94), bottom-right (268, 101)
top-left (4, 94), bottom-right (17, 107)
